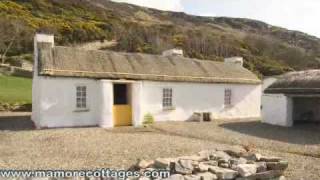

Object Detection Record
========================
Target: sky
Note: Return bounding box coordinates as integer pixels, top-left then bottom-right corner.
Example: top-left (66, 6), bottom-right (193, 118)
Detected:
top-left (111, 0), bottom-right (320, 38)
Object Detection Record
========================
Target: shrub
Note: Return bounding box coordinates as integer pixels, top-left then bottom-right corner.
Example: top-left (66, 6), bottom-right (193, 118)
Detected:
top-left (143, 113), bottom-right (154, 125)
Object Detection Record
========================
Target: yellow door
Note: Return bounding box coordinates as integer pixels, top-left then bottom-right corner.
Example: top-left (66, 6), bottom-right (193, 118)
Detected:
top-left (113, 105), bottom-right (132, 126)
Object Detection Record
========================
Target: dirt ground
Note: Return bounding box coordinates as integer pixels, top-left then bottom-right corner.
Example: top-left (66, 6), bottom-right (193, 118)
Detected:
top-left (0, 114), bottom-right (319, 179)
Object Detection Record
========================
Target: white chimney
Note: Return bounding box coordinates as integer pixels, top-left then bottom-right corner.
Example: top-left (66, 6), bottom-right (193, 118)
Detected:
top-left (33, 33), bottom-right (54, 74)
top-left (162, 48), bottom-right (183, 57)
top-left (224, 57), bottom-right (243, 67)
top-left (32, 33), bottom-right (55, 125)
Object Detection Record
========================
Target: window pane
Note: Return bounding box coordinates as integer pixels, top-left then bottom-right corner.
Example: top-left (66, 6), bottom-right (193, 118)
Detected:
top-left (163, 88), bottom-right (172, 108)
top-left (76, 86), bottom-right (87, 109)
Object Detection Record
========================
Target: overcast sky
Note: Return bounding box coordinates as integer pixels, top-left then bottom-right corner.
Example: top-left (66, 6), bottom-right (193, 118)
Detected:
top-left (112, 0), bottom-right (320, 38)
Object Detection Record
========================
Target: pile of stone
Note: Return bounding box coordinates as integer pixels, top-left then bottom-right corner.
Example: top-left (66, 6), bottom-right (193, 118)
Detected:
top-left (134, 147), bottom-right (288, 180)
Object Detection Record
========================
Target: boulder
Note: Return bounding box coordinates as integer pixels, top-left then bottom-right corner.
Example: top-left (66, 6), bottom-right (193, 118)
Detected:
top-left (244, 153), bottom-right (262, 161)
top-left (237, 164), bottom-right (257, 177)
top-left (179, 155), bottom-right (208, 162)
top-left (196, 163), bottom-right (211, 172)
top-left (255, 162), bottom-right (267, 173)
top-left (184, 175), bottom-right (201, 180)
top-left (138, 160), bottom-right (154, 169)
top-left (196, 172), bottom-right (218, 180)
top-left (209, 166), bottom-right (238, 180)
top-left (165, 174), bottom-right (184, 180)
top-left (215, 151), bottom-right (231, 161)
top-left (203, 160), bottom-right (218, 166)
top-left (266, 161), bottom-right (288, 170)
top-left (198, 150), bottom-right (216, 160)
top-left (170, 160), bottom-right (194, 175)
top-left (260, 156), bottom-right (282, 162)
top-left (221, 146), bottom-right (247, 158)
top-left (138, 177), bottom-right (150, 180)
top-left (230, 158), bottom-right (247, 166)
top-left (219, 162), bottom-right (230, 168)
top-left (155, 158), bottom-right (176, 169)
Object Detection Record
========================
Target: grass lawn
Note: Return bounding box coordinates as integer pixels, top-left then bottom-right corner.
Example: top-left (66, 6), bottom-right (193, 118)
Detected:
top-left (0, 75), bottom-right (32, 104)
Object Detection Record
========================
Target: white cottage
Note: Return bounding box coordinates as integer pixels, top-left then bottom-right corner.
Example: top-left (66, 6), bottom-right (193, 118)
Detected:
top-left (32, 34), bottom-right (261, 128)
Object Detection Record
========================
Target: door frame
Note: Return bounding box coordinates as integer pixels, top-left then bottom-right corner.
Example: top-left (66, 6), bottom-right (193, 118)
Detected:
top-left (112, 81), bottom-right (133, 126)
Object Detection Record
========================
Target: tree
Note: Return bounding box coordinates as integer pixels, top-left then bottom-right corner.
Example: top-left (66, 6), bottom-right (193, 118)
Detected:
top-left (0, 19), bottom-right (25, 64)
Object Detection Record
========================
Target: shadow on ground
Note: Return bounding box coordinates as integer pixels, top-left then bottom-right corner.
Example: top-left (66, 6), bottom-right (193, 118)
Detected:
top-left (0, 114), bottom-right (34, 131)
top-left (220, 120), bottom-right (320, 145)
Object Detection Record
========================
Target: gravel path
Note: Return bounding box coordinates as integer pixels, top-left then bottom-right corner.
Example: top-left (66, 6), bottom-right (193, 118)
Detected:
top-left (151, 119), bottom-right (320, 158)
top-left (0, 116), bottom-right (319, 179)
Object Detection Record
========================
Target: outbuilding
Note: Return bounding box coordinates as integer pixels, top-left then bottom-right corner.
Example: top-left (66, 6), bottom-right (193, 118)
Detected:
top-left (32, 34), bottom-right (261, 128)
top-left (263, 70), bottom-right (320, 127)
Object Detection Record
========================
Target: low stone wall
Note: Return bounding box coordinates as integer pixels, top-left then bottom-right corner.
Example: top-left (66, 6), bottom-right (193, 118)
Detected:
top-left (0, 64), bottom-right (32, 78)
top-left (0, 102), bottom-right (32, 112)
top-left (134, 147), bottom-right (288, 180)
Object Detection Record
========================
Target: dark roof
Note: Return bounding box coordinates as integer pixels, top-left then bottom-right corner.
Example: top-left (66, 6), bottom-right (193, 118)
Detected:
top-left (264, 70), bottom-right (320, 94)
top-left (37, 44), bottom-right (261, 84)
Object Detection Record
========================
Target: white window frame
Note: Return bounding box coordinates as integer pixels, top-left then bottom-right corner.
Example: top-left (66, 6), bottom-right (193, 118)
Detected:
top-left (76, 85), bottom-right (88, 111)
top-left (162, 88), bottom-right (173, 110)
top-left (224, 88), bottom-right (232, 107)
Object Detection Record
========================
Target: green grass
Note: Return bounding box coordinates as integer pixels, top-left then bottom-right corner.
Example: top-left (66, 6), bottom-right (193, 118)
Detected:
top-left (0, 75), bottom-right (32, 104)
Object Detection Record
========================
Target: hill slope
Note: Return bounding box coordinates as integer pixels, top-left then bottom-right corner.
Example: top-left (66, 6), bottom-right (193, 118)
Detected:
top-left (1, 0), bottom-right (320, 77)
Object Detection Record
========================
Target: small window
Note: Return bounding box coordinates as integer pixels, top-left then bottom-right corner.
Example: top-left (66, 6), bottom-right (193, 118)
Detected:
top-left (163, 88), bottom-right (173, 109)
top-left (76, 86), bottom-right (87, 109)
top-left (224, 88), bottom-right (232, 106)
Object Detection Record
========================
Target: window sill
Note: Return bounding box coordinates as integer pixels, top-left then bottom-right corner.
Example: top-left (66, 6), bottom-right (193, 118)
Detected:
top-left (163, 106), bottom-right (176, 111)
top-left (74, 109), bottom-right (90, 112)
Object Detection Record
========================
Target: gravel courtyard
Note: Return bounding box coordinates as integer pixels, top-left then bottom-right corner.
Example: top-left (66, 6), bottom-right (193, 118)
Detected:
top-left (0, 114), bottom-right (319, 179)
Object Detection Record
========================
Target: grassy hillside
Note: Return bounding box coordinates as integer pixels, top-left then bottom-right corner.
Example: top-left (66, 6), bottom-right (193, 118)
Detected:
top-left (1, 0), bottom-right (320, 77)
top-left (0, 75), bottom-right (32, 104)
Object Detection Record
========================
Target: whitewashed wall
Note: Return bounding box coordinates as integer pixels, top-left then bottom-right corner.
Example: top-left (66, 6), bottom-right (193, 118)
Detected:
top-left (98, 80), bottom-right (113, 128)
top-left (33, 77), bottom-right (102, 128)
top-left (261, 77), bottom-right (293, 127)
top-left (137, 81), bottom-right (261, 125)
top-left (261, 94), bottom-right (292, 127)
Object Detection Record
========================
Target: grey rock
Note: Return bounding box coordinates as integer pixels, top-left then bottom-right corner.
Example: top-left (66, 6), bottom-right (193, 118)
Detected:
top-left (196, 172), bottom-right (218, 180)
top-left (266, 161), bottom-right (288, 170)
top-left (138, 160), bottom-right (154, 169)
top-left (215, 151), bottom-right (231, 161)
top-left (139, 177), bottom-right (151, 180)
top-left (219, 162), bottom-right (230, 168)
top-left (198, 150), bottom-right (216, 160)
top-left (230, 158), bottom-right (247, 166)
top-left (221, 146), bottom-right (247, 158)
top-left (255, 162), bottom-right (267, 172)
top-left (237, 164), bottom-right (257, 177)
top-left (244, 153), bottom-right (261, 162)
top-left (165, 174), bottom-right (184, 180)
top-left (155, 158), bottom-right (176, 169)
top-left (209, 166), bottom-right (238, 180)
top-left (197, 163), bottom-right (211, 172)
top-left (260, 156), bottom-right (282, 162)
top-left (184, 175), bottom-right (201, 180)
top-left (171, 160), bottom-right (194, 175)
top-left (202, 160), bottom-right (218, 166)
top-left (179, 155), bottom-right (208, 162)
top-left (180, 159), bottom-right (195, 170)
